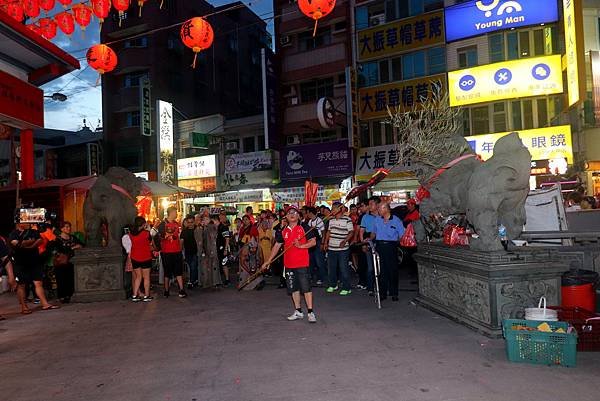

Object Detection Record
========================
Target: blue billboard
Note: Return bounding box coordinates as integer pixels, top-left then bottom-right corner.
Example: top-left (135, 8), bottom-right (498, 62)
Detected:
top-left (445, 0), bottom-right (559, 42)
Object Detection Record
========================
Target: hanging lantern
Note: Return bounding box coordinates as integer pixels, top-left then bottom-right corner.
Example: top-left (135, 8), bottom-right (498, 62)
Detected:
top-left (92, 0), bottom-right (111, 24)
top-left (56, 12), bottom-right (75, 37)
top-left (180, 17), bottom-right (214, 68)
top-left (6, 1), bottom-right (24, 22)
top-left (298, 0), bottom-right (336, 36)
top-left (137, 0), bottom-right (148, 17)
top-left (73, 4), bottom-right (93, 32)
top-left (39, 18), bottom-right (57, 40)
top-left (27, 24), bottom-right (43, 36)
top-left (57, 0), bottom-right (71, 8)
top-left (86, 44), bottom-right (118, 76)
top-left (112, 0), bottom-right (129, 26)
top-left (157, 0), bottom-right (163, 10)
top-left (23, 0), bottom-right (41, 19)
top-left (39, 0), bottom-right (55, 14)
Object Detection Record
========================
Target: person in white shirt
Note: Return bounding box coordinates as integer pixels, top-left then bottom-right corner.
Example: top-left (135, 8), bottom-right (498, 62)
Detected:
top-left (323, 202), bottom-right (355, 296)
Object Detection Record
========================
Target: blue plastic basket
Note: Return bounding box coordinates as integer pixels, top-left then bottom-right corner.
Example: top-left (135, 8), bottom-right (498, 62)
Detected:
top-left (502, 319), bottom-right (578, 367)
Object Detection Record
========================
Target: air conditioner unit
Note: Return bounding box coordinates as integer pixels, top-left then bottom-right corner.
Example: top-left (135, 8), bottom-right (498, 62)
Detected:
top-left (287, 135), bottom-right (301, 145)
top-left (290, 97), bottom-right (299, 105)
top-left (225, 141), bottom-right (238, 151)
top-left (280, 35), bottom-right (292, 47)
top-left (370, 14), bottom-right (385, 26)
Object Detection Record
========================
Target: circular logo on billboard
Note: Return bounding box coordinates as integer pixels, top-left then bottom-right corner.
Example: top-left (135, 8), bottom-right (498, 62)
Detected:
top-left (224, 157), bottom-right (236, 172)
top-left (532, 63), bottom-right (551, 80)
top-left (458, 74), bottom-right (476, 91)
top-left (286, 150), bottom-right (304, 171)
top-left (494, 68), bottom-right (512, 85)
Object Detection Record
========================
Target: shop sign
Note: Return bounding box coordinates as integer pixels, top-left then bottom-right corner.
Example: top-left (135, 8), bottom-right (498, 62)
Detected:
top-left (272, 186), bottom-right (325, 203)
top-left (177, 155), bottom-right (217, 180)
top-left (140, 78), bottom-right (151, 137)
top-left (448, 55), bottom-right (563, 107)
top-left (280, 140), bottom-right (353, 179)
top-left (178, 177), bottom-right (217, 193)
top-left (465, 125), bottom-right (573, 163)
top-left (157, 100), bottom-right (174, 184)
top-left (215, 190), bottom-right (264, 203)
top-left (87, 143), bottom-right (100, 175)
top-left (357, 11), bottom-right (444, 62)
top-left (445, 0), bottom-right (559, 42)
top-left (355, 144), bottom-right (413, 181)
top-left (221, 170), bottom-right (275, 191)
top-left (262, 48), bottom-right (278, 150)
top-left (563, 0), bottom-right (583, 107)
top-left (359, 74), bottom-right (445, 119)
top-left (0, 69), bottom-right (43, 128)
top-left (224, 150), bottom-right (272, 173)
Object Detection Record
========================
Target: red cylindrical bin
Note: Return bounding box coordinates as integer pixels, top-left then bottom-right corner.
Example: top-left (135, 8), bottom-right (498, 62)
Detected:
top-left (561, 269), bottom-right (599, 313)
top-left (561, 283), bottom-right (596, 312)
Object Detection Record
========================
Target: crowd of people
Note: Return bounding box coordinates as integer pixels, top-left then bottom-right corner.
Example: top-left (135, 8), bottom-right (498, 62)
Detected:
top-left (1, 198), bottom-right (419, 321)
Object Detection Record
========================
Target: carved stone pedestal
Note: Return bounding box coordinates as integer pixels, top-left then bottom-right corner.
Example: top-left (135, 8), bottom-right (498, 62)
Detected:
top-left (72, 247), bottom-right (125, 302)
top-left (414, 243), bottom-right (567, 338)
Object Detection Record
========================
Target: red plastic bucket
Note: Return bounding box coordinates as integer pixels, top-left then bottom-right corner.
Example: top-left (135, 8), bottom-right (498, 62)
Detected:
top-left (561, 283), bottom-right (596, 312)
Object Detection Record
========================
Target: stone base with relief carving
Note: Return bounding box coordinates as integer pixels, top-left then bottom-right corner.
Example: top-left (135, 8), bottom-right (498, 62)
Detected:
top-left (72, 247), bottom-right (125, 302)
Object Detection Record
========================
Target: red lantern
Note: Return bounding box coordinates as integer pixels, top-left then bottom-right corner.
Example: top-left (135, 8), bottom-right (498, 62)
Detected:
top-left (39, 0), bottom-right (55, 14)
top-left (57, 0), bottom-right (71, 8)
top-left (180, 17), bottom-right (214, 68)
top-left (92, 0), bottom-right (111, 24)
top-left (298, 0), bottom-right (336, 36)
top-left (137, 0), bottom-right (148, 17)
top-left (86, 44), bottom-right (118, 75)
top-left (23, 0), bottom-right (40, 19)
top-left (56, 12), bottom-right (75, 37)
top-left (112, 0), bottom-right (129, 26)
top-left (6, 1), bottom-right (24, 22)
top-left (73, 4), bottom-right (93, 31)
top-left (39, 18), bottom-right (57, 40)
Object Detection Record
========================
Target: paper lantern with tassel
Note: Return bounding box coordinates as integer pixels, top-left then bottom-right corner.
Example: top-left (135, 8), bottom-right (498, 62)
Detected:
top-left (57, 0), bottom-right (71, 8)
top-left (6, 1), bottom-right (24, 22)
top-left (56, 12), bottom-right (75, 37)
top-left (298, 0), bottom-right (336, 36)
top-left (180, 17), bottom-right (214, 68)
top-left (73, 4), bottom-right (93, 33)
top-left (23, 0), bottom-right (40, 19)
top-left (39, 0), bottom-right (55, 14)
top-left (39, 17), bottom-right (57, 40)
top-left (112, 0), bottom-right (129, 26)
top-left (92, 0), bottom-right (111, 24)
top-left (86, 44), bottom-right (118, 75)
top-left (137, 0), bottom-right (148, 17)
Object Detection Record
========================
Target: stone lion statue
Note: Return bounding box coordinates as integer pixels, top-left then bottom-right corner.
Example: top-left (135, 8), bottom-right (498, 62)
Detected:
top-left (416, 133), bottom-right (531, 251)
top-left (84, 167), bottom-right (141, 248)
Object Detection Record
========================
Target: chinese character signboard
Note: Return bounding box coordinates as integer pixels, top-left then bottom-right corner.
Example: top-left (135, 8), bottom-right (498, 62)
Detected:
top-left (177, 177), bottom-right (217, 193)
top-left (87, 143), bottom-right (101, 175)
top-left (224, 150), bottom-right (272, 173)
top-left (262, 48), bottom-right (278, 150)
top-left (215, 190), bottom-right (265, 203)
top-left (357, 11), bottom-right (444, 62)
top-left (280, 140), bottom-right (353, 180)
top-left (177, 155), bottom-right (217, 180)
top-left (563, 0), bottom-right (584, 107)
top-left (445, 0), bottom-right (558, 42)
top-left (157, 100), bottom-right (174, 184)
top-left (359, 74), bottom-right (445, 119)
top-left (0, 69), bottom-right (43, 128)
top-left (448, 55), bottom-right (563, 107)
top-left (140, 78), bottom-right (151, 137)
top-left (355, 144), bottom-right (413, 181)
top-left (466, 125), bottom-right (573, 163)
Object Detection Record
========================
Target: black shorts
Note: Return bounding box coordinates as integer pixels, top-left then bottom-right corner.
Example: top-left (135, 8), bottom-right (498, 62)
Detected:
top-left (285, 267), bottom-right (311, 295)
top-left (161, 252), bottom-right (183, 278)
top-left (14, 264), bottom-right (43, 284)
top-left (131, 259), bottom-right (152, 270)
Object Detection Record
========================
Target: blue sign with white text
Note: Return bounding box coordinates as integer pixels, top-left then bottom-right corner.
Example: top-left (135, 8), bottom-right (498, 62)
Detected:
top-left (445, 0), bottom-right (559, 42)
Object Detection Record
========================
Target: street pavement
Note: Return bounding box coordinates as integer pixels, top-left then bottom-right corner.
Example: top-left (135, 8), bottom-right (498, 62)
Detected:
top-left (0, 283), bottom-right (599, 401)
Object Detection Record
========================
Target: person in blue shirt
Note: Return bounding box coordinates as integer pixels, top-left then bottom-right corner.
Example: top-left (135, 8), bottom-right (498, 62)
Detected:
top-left (371, 202), bottom-right (405, 302)
top-left (359, 196), bottom-right (381, 295)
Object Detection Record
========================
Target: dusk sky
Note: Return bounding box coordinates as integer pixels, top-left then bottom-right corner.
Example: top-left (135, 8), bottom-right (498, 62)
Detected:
top-left (42, 0), bottom-right (274, 132)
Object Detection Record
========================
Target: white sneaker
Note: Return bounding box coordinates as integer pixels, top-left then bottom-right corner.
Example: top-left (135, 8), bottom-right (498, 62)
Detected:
top-left (307, 312), bottom-right (317, 323)
top-left (287, 310), bottom-right (304, 321)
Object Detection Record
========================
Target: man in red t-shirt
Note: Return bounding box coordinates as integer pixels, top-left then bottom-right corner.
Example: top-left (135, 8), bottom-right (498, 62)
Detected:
top-left (262, 205), bottom-right (317, 323)
top-left (157, 207), bottom-right (186, 298)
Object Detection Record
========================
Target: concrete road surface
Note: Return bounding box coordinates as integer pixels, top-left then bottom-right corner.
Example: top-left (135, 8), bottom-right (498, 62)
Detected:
top-left (0, 285), bottom-right (599, 401)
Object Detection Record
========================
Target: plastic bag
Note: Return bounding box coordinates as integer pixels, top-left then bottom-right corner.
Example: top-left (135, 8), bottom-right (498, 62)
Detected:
top-left (443, 225), bottom-right (469, 247)
top-left (400, 224), bottom-right (417, 248)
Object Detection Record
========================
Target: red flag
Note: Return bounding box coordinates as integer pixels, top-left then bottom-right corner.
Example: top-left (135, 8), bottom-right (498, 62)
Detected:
top-left (304, 180), bottom-right (318, 207)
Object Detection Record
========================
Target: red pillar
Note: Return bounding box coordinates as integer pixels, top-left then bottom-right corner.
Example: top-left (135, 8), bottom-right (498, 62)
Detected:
top-left (20, 129), bottom-right (34, 187)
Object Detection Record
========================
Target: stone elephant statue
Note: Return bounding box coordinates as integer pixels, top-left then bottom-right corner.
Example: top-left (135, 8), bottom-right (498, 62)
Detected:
top-left (84, 167), bottom-right (142, 248)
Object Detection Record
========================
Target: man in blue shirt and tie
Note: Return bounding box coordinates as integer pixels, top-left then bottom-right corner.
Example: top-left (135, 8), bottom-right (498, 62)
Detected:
top-left (371, 202), bottom-right (405, 302)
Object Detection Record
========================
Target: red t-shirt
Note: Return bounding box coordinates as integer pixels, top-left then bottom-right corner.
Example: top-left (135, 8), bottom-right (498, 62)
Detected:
top-left (159, 220), bottom-right (181, 253)
top-left (129, 230), bottom-right (152, 262)
top-left (275, 223), bottom-right (315, 269)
